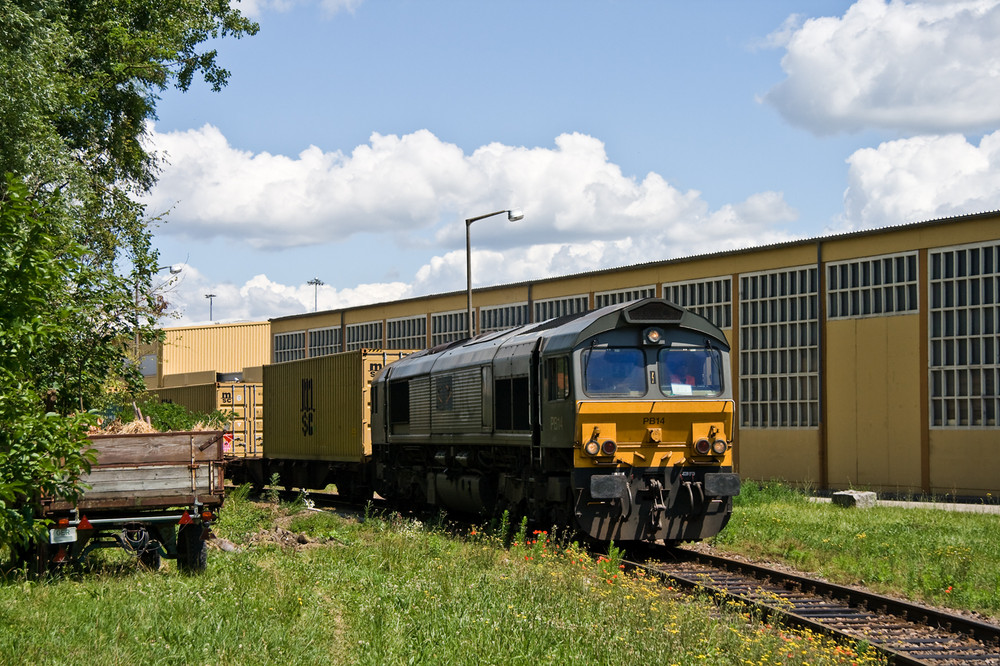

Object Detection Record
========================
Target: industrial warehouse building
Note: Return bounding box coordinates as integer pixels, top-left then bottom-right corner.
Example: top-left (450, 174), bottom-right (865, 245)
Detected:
top-left (150, 212), bottom-right (1000, 497)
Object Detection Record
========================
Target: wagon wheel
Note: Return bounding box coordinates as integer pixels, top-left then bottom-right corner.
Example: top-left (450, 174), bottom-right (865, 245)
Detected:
top-left (138, 546), bottom-right (162, 571)
top-left (176, 525), bottom-right (207, 574)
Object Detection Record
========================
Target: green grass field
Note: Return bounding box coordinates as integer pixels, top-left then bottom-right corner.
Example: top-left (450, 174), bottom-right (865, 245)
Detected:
top-left (0, 485), bottom-right (889, 666)
top-left (709, 482), bottom-right (1000, 621)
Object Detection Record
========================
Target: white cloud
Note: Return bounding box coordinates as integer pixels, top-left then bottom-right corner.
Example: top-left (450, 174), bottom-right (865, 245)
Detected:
top-left (149, 125), bottom-right (804, 325)
top-left (842, 131), bottom-right (1000, 228)
top-left (764, 0), bottom-right (1000, 134)
top-left (147, 125), bottom-right (795, 253)
top-left (168, 270), bottom-right (412, 325)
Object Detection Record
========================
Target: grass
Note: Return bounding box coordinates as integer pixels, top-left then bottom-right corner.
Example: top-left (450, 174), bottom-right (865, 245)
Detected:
top-left (0, 487), bottom-right (885, 666)
top-left (709, 481), bottom-right (1000, 620)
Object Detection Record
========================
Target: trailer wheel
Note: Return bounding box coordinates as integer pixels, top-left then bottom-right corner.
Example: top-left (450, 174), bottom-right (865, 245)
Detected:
top-left (138, 547), bottom-right (162, 571)
top-left (176, 525), bottom-right (207, 573)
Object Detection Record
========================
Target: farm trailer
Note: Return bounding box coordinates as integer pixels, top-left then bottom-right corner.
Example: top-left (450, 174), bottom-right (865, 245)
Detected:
top-left (31, 430), bottom-right (226, 573)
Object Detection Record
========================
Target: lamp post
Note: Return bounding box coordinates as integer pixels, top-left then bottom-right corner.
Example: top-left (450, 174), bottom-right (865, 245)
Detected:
top-left (465, 208), bottom-right (523, 338)
top-left (205, 293), bottom-right (217, 321)
top-left (135, 265), bottom-right (182, 351)
top-left (307, 277), bottom-right (324, 312)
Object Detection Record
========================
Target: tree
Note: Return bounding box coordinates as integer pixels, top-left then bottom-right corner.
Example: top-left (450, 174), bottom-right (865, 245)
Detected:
top-left (0, 178), bottom-right (96, 552)
top-left (0, 0), bottom-right (258, 552)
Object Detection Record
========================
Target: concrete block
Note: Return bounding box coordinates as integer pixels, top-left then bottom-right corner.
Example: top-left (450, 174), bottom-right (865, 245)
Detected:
top-left (832, 490), bottom-right (877, 509)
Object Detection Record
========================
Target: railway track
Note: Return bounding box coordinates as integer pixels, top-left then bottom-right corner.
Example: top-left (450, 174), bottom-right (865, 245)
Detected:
top-left (629, 549), bottom-right (1000, 665)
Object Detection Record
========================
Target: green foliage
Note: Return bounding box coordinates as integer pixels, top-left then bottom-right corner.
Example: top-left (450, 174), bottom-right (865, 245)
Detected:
top-left (0, 0), bottom-right (258, 551)
top-left (133, 398), bottom-right (232, 432)
top-left (213, 484), bottom-right (277, 544)
top-left (0, 179), bottom-right (96, 551)
top-left (266, 473), bottom-right (282, 504)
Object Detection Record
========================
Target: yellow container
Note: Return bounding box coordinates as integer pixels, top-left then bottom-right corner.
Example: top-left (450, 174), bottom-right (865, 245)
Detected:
top-left (151, 382), bottom-right (264, 458)
top-left (263, 349), bottom-right (411, 463)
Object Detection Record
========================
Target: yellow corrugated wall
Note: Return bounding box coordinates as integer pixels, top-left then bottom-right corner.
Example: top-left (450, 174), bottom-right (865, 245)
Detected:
top-left (159, 321), bottom-right (270, 381)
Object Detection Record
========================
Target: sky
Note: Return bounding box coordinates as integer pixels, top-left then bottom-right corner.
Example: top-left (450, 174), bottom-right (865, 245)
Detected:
top-left (143, 0), bottom-right (1000, 326)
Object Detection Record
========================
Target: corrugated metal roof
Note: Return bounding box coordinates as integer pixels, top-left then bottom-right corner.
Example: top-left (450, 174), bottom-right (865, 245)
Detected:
top-left (271, 210), bottom-right (1000, 324)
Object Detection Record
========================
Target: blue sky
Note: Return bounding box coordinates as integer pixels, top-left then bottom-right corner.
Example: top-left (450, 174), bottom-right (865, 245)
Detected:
top-left (144, 0), bottom-right (1000, 325)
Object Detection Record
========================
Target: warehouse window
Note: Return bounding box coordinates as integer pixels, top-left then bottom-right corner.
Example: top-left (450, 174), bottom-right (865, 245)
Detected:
top-left (386, 316), bottom-right (426, 350)
top-left (827, 252), bottom-right (918, 319)
top-left (534, 295), bottom-right (588, 322)
top-left (594, 286), bottom-right (656, 309)
top-left (481, 303), bottom-right (529, 334)
top-left (273, 331), bottom-right (306, 363)
top-left (663, 276), bottom-right (732, 329)
top-left (929, 241), bottom-right (1000, 427)
top-left (308, 326), bottom-right (341, 357)
top-left (345, 321), bottom-right (383, 351)
top-left (431, 310), bottom-right (468, 347)
top-left (739, 267), bottom-right (820, 428)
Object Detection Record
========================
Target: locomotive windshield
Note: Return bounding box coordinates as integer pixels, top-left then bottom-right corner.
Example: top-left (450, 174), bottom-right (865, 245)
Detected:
top-left (582, 347), bottom-right (646, 396)
top-left (659, 348), bottom-right (723, 397)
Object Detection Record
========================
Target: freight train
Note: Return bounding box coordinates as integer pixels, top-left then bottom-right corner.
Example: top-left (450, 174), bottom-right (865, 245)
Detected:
top-left (230, 298), bottom-right (740, 545)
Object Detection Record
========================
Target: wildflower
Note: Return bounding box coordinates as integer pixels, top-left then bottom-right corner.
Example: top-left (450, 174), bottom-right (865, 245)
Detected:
top-left (945, 586), bottom-right (953, 594)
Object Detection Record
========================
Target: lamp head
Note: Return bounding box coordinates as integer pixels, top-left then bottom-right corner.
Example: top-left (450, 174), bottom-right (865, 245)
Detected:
top-left (507, 209), bottom-right (524, 222)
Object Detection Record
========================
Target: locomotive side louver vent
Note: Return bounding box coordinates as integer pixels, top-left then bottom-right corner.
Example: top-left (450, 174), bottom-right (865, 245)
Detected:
top-left (623, 299), bottom-right (684, 324)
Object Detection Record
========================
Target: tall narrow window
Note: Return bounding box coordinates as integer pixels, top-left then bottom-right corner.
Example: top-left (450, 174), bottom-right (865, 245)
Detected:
top-left (929, 242), bottom-right (999, 427)
top-left (739, 267), bottom-right (819, 427)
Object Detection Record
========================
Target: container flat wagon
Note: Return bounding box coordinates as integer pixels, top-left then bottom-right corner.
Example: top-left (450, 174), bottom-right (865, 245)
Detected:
top-left (227, 349), bottom-right (411, 501)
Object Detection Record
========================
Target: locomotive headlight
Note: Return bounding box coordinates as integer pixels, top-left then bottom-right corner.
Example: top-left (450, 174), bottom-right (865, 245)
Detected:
top-left (584, 440), bottom-right (601, 456)
top-left (600, 440), bottom-right (618, 456)
top-left (643, 327), bottom-right (665, 345)
top-left (712, 439), bottom-right (728, 455)
top-left (694, 438), bottom-right (712, 455)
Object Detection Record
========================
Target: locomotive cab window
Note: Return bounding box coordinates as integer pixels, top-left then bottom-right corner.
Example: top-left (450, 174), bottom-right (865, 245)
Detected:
top-left (582, 347), bottom-right (646, 396)
top-left (659, 348), bottom-right (723, 397)
top-left (546, 357), bottom-right (570, 401)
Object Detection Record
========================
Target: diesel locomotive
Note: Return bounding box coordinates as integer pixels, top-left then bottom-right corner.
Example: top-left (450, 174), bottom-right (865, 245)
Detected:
top-left (370, 298), bottom-right (740, 544)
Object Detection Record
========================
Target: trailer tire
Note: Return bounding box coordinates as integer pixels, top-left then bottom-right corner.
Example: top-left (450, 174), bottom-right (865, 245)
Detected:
top-left (176, 525), bottom-right (207, 574)
top-left (138, 547), bottom-right (161, 571)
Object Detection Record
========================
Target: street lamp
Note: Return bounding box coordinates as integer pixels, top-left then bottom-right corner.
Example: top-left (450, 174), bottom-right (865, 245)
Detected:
top-left (307, 277), bottom-right (324, 312)
top-left (134, 265), bottom-right (182, 351)
top-left (465, 208), bottom-right (523, 338)
top-left (205, 293), bottom-right (217, 322)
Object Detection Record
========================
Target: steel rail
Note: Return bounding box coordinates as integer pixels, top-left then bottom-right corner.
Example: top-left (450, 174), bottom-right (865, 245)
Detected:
top-left (626, 549), bottom-right (1000, 665)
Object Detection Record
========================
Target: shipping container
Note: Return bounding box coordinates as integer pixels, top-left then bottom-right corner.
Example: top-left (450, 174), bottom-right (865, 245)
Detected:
top-left (151, 381), bottom-right (264, 458)
top-left (263, 349), bottom-right (411, 463)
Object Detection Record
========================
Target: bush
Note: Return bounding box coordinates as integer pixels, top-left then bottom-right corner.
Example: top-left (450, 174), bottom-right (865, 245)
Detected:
top-left (134, 399), bottom-right (233, 432)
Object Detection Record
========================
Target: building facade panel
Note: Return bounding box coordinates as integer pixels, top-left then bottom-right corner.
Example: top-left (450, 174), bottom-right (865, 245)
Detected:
top-left (738, 429), bottom-right (822, 484)
top-left (929, 431), bottom-right (999, 495)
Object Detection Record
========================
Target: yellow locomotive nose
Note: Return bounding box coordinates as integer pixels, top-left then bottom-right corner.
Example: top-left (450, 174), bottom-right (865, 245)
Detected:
top-left (576, 401), bottom-right (734, 469)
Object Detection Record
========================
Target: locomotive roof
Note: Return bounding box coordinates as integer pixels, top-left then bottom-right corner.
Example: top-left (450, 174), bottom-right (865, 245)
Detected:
top-left (381, 298), bottom-right (728, 380)
top-left (534, 297), bottom-right (729, 354)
